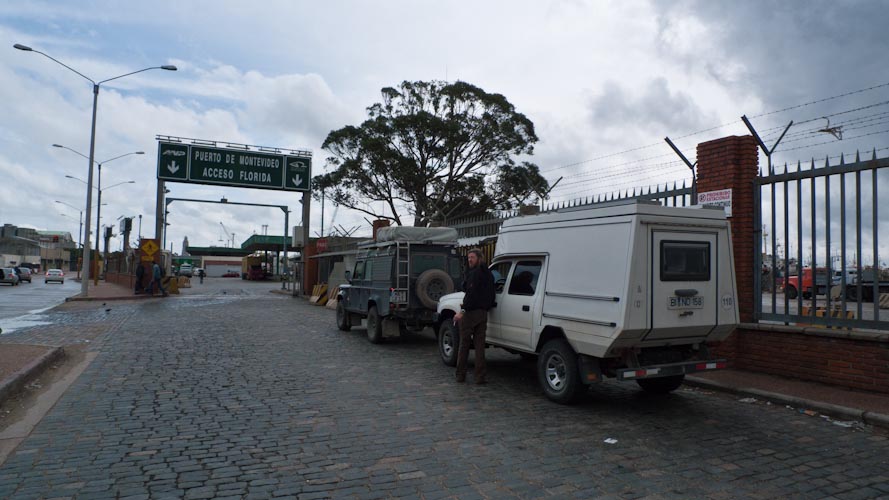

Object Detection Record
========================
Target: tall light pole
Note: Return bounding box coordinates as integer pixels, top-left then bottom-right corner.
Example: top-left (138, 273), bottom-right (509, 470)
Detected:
top-left (56, 144), bottom-right (141, 284)
top-left (55, 200), bottom-right (83, 250)
top-left (16, 43), bottom-right (176, 296)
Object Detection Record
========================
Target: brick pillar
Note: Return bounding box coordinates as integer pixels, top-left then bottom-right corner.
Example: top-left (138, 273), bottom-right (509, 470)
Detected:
top-left (696, 135), bottom-right (759, 324)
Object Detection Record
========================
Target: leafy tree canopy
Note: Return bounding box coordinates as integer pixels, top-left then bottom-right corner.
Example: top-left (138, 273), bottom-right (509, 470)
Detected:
top-left (313, 80), bottom-right (549, 226)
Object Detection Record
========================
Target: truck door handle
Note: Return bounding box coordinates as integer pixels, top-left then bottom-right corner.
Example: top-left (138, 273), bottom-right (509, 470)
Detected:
top-left (522, 305), bottom-right (530, 311)
top-left (674, 289), bottom-right (699, 297)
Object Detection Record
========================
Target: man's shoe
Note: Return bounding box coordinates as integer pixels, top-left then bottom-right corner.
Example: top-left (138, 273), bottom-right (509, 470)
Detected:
top-left (456, 374), bottom-right (466, 383)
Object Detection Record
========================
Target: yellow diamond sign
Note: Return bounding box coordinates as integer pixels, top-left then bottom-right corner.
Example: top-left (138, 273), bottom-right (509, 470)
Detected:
top-left (141, 239), bottom-right (159, 256)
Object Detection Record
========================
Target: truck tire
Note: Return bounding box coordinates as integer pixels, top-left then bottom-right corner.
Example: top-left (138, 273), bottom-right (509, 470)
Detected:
top-left (538, 339), bottom-right (584, 404)
top-left (636, 375), bottom-right (685, 394)
top-left (785, 285), bottom-right (798, 299)
top-left (438, 320), bottom-right (460, 367)
top-left (336, 301), bottom-right (351, 331)
top-left (415, 270), bottom-right (455, 310)
top-left (366, 305), bottom-right (383, 344)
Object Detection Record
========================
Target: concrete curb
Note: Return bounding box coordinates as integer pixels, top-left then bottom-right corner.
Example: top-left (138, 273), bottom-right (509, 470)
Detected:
top-left (0, 347), bottom-right (65, 405)
top-left (65, 294), bottom-right (163, 302)
top-left (685, 375), bottom-right (889, 431)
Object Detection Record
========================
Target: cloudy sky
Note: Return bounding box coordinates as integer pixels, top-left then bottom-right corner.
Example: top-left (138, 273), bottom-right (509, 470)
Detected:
top-left (1, 0), bottom-right (887, 258)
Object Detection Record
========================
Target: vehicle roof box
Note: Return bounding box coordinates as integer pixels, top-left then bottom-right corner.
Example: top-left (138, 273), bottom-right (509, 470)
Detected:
top-left (374, 226), bottom-right (458, 245)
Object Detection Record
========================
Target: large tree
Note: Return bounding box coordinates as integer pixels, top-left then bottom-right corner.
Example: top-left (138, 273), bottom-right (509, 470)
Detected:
top-left (314, 80), bottom-right (549, 226)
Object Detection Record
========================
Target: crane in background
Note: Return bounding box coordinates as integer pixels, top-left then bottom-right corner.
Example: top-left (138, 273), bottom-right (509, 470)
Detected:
top-left (219, 221), bottom-right (235, 248)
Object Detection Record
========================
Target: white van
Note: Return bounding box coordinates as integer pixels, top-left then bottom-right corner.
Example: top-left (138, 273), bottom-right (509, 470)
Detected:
top-left (436, 201), bottom-right (739, 403)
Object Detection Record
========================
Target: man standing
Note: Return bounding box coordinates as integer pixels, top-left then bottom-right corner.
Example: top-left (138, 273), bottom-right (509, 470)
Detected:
top-left (454, 248), bottom-right (495, 384)
top-left (134, 262), bottom-right (145, 294)
top-left (149, 261), bottom-right (168, 297)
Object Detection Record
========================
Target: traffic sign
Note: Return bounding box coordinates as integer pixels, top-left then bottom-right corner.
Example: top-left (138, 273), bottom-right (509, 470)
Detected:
top-left (141, 239), bottom-right (159, 256)
top-left (285, 156), bottom-right (311, 190)
top-left (157, 143), bottom-right (189, 181)
top-left (156, 141), bottom-right (311, 192)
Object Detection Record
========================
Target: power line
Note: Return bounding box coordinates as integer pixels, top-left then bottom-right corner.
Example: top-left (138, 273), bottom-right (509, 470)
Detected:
top-left (543, 82), bottom-right (889, 176)
top-left (775, 127), bottom-right (889, 154)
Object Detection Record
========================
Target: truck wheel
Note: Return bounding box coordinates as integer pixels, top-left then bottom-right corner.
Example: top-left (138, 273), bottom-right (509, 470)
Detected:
top-left (537, 339), bottom-right (583, 404)
top-left (415, 270), bottom-right (455, 310)
top-left (366, 305), bottom-right (383, 344)
top-left (336, 301), bottom-right (351, 331)
top-left (785, 286), bottom-right (798, 299)
top-left (438, 320), bottom-right (460, 367)
top-left (636, 375), bottom-right (685, 394)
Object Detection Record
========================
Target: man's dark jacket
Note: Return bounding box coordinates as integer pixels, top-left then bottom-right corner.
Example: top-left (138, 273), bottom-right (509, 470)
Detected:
top-left (462, 265), bottom-right (495, 311)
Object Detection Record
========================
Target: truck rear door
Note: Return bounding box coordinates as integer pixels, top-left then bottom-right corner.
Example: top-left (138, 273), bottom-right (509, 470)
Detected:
top-left (648, 231), bottom-right (718, 341)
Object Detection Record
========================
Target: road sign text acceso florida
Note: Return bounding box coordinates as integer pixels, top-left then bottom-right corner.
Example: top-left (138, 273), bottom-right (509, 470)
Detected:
top-left (157, 142), bottom-right (310, 191)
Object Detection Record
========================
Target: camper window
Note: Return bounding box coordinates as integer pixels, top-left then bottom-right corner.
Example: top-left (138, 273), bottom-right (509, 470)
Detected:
top-left (661, 241), bottom-right (710, 282)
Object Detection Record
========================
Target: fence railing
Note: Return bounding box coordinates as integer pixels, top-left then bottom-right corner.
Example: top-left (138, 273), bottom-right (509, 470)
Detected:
top-left (450, 181), bottom-right (693, 238)
top-left (754, 149), bottom-right (889, 330)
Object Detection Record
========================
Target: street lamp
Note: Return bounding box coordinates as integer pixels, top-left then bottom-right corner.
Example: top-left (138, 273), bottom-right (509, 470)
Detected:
top-left (56, 144), bottom-right (141, 285)
top-left (55, 200), bottom-right (83, 249)
top-left (17, 43), bottom-right (176, 296)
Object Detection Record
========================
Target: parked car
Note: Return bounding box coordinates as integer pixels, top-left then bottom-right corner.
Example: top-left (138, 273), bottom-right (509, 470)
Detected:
top-left (178, 263), bottom-right (194, 277)
top-left (435, 201), bottom-right (739, 404)
top-left (15, 267), bottom-right (32, 283)
top-left (336, 227), bottom-right (462, 343)
top-left (45, 269), bottom-right (65, 284)
top-left (0, 267), bottom-right (20, 285)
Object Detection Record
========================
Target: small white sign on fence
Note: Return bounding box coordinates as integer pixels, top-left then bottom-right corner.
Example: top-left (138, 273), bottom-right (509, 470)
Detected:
top-left (698, 189), bottom-right (732, 217)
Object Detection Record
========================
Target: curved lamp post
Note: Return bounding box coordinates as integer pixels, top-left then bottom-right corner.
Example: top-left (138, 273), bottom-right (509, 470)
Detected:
top-left (16, 42), bottom-right (175, 296)
top-left (53, 144), bottom-right (145, 285)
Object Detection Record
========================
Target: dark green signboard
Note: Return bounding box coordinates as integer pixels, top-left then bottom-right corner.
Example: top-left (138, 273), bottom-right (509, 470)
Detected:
top-left (157, 142), bottom-right (311, 192)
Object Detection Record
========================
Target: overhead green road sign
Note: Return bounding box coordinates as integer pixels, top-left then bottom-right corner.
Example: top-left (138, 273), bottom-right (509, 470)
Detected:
top-left (156, 140), bottom-right (311, 192)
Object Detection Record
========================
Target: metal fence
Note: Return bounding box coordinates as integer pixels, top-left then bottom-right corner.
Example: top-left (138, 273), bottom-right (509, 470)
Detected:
top-left (450, 181), bottom-right (693, 238)
top-left (754, 150), bottom-right (889, 330)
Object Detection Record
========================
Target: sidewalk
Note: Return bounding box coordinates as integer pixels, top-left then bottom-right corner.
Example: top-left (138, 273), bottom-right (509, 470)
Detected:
top-left (687, 369), bottom-right (889, 429)
top-left (66, 279), bottom-right (166, 302)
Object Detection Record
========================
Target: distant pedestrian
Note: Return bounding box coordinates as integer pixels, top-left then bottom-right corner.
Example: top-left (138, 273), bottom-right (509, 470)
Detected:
top-left (454, 248), bottom-right (495, 384)
top-left (135, 263), bottom-right (145, 294)
top-left (149, 262), bottom-right (168, 297)
top-left (198, 268), bottom-right (205, 284)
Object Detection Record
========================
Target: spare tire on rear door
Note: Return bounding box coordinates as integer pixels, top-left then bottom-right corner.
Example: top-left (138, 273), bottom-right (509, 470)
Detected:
top-left (415, 269), bottom-right (454, 309)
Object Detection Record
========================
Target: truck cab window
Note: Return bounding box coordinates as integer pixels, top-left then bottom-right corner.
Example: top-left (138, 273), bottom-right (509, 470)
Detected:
top-left (508, 261), bottom-right (542, 296)
top-left (353, 261), bottom-right (365, 280)
top-left (490, 262), bottom-right (512, 294)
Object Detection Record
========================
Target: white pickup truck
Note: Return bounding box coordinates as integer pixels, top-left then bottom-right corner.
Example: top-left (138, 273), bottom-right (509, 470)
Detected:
top-left (436, 201), bottom-right (739, 403)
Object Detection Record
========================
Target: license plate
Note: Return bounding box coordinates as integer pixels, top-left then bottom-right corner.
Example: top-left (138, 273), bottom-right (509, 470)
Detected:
top-left (668, 296), bottom-right (704, 309)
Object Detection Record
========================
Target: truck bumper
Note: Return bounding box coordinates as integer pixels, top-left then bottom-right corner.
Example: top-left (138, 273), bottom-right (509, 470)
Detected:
top-left (616, 359), bottom-right (727, 381)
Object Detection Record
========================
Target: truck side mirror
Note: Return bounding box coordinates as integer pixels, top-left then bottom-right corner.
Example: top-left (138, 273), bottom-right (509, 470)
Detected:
top-left (345, 270), bottom-right (352, 282)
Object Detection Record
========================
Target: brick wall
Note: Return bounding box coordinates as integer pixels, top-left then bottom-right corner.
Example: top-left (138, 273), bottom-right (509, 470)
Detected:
top-left (731, 325), bottom-right (889, 394)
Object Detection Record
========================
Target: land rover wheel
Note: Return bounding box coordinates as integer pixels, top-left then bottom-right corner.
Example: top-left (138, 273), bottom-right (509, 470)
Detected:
top-left (636, 375), bottom-right (685, 394)
top-left (336, 301), bottom-right (351, 331)
top-left (415, 269), bottom-right (455, 310)
top-left (538, 339), bottom-right (583, 404)
top-left (438, 320), bottom-right (460, 367)
top-left (366, 305), bottom-right (383, 344)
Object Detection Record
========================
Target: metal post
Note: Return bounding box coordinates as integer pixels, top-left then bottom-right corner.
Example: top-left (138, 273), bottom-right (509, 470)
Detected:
top-left (302, 191), bottom-right (310, 296)
top-left (94, 163), bottom-right (102, 285)
top-left (282, 208), bottom-right (289, 290)
top-left (81, 84), bottom-right (99, 296)
top-left (138, 214), bottom-right (142, 240)
top-left (155, 179), bottom-right (165, 241)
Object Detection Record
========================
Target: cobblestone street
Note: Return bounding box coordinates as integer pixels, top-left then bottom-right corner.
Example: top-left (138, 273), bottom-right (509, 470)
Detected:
top-left (1, 287), bottom-right (888, 499)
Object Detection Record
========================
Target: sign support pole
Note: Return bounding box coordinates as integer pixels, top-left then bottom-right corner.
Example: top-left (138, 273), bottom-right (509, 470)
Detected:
top-left (155, 178), bottom-right (165, 241)
top-left (301, 191), bottom-right (310, 296)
